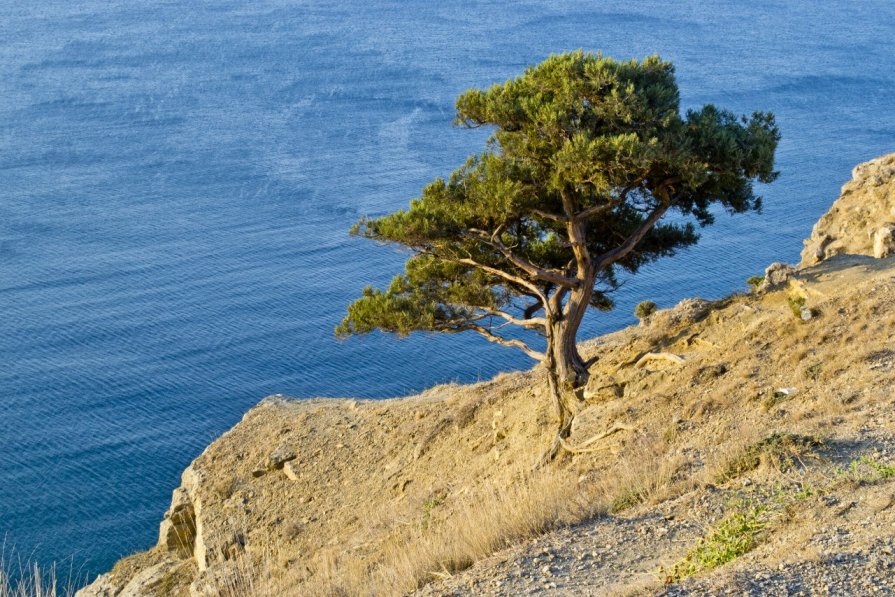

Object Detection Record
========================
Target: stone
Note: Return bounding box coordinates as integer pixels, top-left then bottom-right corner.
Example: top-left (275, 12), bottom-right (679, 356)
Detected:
top-left (668, 298), bottom-right (711, 326)
top-left (158, 487), bottom-right (196, 556)
top-left (268, 446), bottom-right (297, 470)
top-left (189, 562), bottom-right (240, 597)
top-left (873, 224), bottom-right (895, 258)
top-left (75, 574), bottom-right (117, 597)
top-left (650, 298), bottom-right (711, 330)
top-left (760, 262), bottom-right (796, 291)
top-left (283, 460), bottom-right (301, 481)
top-left (800, 305), bottom-right (814, 321)
top-left (118, 559), bottom-right (181, 597)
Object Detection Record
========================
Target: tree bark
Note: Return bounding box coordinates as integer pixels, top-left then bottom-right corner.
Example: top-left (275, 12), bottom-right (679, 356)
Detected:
top-left (542, 305), bottom-right (591, 462)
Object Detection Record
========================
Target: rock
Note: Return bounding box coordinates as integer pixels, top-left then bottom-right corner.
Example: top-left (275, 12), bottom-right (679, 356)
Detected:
top-left (118, 561), bottom-right (178, 597)
top-left (801, 153), bottom-right (895, 266)
top-left (582, 380), bottom-right (623, 403)
top-left (759, 262), bottom-right (796, 291)
top-left (651, 298), bottom-right (711, 329)
top-left (189, 562), bottom-right (240, 597)
top-left (75, 574), bottom-right (117, 597)
top-left (283, 460), bottom-right (301, 481)
top-left (268, 446), bottom-right (297, 470)
top-left (873, 224), bottom-right (895, 258)
top-left (158, 487), bottom-right (197, 557)
top-left (800, 305), bottom-right (814, 321)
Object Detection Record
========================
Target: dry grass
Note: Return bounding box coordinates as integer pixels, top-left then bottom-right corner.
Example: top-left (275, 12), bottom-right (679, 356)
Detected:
top-left (601, 433), bottom-right (686, 512)
top-left (0, 545), bottom-right (81, 597)
top-left (302, 466), bottom-right (600, 596)
top-left (200, 436), bottom-right (698, 596)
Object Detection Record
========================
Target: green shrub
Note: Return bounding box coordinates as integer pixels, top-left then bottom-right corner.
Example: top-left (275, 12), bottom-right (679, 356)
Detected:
top-left (746, 275), bottom-right (764, 290)
top-left (787, 295), bottom-right (806, 318)
top-left (634, 300), bottom-right (658, 321)
top-left (664, 502), bottom-right (767, 582)
top-left (718, 432), bottom-right (823, 482)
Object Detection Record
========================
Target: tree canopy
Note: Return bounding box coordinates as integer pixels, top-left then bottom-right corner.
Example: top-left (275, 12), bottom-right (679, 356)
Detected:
top-left (338, 51), bottom-right (779, 456)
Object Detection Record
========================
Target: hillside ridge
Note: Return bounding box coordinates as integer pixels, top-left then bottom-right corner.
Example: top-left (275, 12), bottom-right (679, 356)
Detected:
top-left (80, 153), bottom-right (895, 596)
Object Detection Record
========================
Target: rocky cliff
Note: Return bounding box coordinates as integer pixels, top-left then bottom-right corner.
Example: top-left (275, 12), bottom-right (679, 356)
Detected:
top-left (801, 153), bottom-right (895, 265)
top-left (80, 154), bottom-right (895, 596)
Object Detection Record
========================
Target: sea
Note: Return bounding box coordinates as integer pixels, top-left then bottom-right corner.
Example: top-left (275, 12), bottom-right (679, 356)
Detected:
top-left (1, 0), bottom-right (894, 583)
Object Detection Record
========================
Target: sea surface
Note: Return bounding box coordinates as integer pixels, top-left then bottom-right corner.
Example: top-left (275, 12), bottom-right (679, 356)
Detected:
top-left (1, 0), bottom-right (894, 582)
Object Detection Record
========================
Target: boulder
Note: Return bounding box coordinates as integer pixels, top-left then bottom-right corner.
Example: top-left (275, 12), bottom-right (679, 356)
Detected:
top-left (759, 262), bottom-right (796, 291)
top-left (873, 224), bottom-right (895, 258)
top-left (650, 298), bottom-right (711, 330)
top-left (268, 446), bottom-right (297, 470)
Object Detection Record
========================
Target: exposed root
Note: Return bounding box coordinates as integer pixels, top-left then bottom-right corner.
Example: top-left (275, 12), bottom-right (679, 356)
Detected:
top-left (538, 422), bottom-right (636, 465)
top-left (635, 352), bottom-right (685, 367)
top-left (559, 422), bottom-right (636, 454)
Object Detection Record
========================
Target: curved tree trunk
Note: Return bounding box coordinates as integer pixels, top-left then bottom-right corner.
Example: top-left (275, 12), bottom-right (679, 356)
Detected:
top-left (542, 291), bottom-right (592, 462)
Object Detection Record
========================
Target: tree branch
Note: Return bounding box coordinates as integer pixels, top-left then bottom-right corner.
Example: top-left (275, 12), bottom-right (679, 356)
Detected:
top-left (480, 309), bottom-right (547, 329)
top-left (573, 176), bottom-right (644, 221)
top-left (451, 324), bottom-right (546, 361)
top-left (463, 229), bottom-right (580, 289)
top-left (595, 203), bottom-right (669, 267)
top-left (440, 255), bottom-right (551, 309)
top-left (530, 208), bottom-right (568, 223)
top-left (594, 201), bottom-right (671, 270)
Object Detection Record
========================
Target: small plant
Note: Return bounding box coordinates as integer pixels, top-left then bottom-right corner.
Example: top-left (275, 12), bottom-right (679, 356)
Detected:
top-left (717, 432), bottom-right (822, 483)
top-left (762, 389), bottom-right (792, 411)
top-left (803, 362), bottom-right (822, 381)
top-left (746, 275), bottom-right (764, 290)
top-left (664, 502), bottom-right (767, 582)
top-left (787, 294), bottom-right (806, 319)
top-left (634, 300), bottom-right (658, 322)
top-left (845, 455), bottom-right (895, 483)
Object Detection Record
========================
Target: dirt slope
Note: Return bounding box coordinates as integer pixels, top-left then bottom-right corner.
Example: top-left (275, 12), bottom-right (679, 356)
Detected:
top-left (80, 155), bottom-right (895, 597)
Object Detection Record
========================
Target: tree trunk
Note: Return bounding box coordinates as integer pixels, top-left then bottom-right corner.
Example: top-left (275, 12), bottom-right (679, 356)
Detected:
top-left (542, 310), bottom-right (591, 462)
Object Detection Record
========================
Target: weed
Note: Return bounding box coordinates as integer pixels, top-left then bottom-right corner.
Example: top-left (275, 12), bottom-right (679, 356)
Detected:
top-left (664, 502), bottom-right (767, 582)
top-left (634, 300), bottom-right (658, 321)
top-left (762, 389), bottom-right (796, 411)
top-left (803, 362), bottom-right (822, 381)
top-left (788, 295), bottom-right (806, 319)
top-left (717, 433), bottom-right (822, 483)
top-left (845, 455), bottom-right (895, 483)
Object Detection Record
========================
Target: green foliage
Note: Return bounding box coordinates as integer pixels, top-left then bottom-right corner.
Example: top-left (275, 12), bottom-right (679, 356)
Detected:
top-left (746, 275), bottom-right (764, 290)
top-left (845, 455), bottom-right (895, 483)
top-left (788, 295), bottom-right (806, 318)
top-left (665, 502), bottom-right (767, 582)
top-left (339, 51), bottom-right (779, 361)
top-left (717, 433), bottom-right (823, 482)
top-left (634, 300), bottom-right (658, 320)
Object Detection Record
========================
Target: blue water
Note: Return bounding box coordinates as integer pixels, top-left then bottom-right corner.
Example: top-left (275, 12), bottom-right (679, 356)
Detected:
top-left (1, 0), bottom-right (894, 582)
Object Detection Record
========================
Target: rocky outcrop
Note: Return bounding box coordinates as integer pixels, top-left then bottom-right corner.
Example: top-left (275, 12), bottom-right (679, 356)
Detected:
top-left (801, 153), bottom-right (895, 266)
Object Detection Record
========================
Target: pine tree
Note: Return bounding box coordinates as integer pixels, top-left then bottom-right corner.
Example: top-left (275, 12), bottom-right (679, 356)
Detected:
top-left (338, 51), bottom-right (779, 459)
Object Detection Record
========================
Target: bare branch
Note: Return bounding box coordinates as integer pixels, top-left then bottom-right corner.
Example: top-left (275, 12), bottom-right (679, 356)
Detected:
top-left (530, 208), bottom-right (568, 223)
top-left (480, 309), bottom-right (547, 329)
top-left (451, 324), bottom-right (546, 361)
top-left (463, 229), bottom-right (580, 289)
top-left (594, 202), bottom-right (671, 270)
top-left (522, 300), bottom-right (544, 319)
